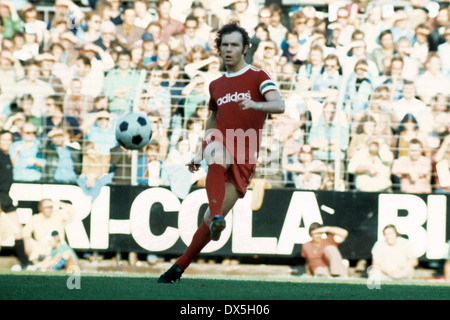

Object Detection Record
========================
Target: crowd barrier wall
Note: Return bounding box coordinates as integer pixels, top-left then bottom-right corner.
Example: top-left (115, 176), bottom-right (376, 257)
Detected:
top-left (7, 182), bottom-right (450, 262)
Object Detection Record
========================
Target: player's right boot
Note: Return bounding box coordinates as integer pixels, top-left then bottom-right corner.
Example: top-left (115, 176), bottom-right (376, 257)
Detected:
top-left (209, 215), bottom-right (226, 241)
top-left (157, 263), bottom-right (184, 283)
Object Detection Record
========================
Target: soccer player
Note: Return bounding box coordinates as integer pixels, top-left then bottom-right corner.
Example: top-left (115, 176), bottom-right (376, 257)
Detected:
top-left (158, 22), bottom-right (285, 283)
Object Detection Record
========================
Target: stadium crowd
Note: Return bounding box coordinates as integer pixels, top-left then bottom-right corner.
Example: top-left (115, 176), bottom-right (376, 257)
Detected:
top-left (0, 0), bottom-right (449, 195)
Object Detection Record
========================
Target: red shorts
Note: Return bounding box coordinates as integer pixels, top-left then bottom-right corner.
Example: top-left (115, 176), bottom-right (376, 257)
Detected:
top-left (203, 139), bottom-right (256, 198)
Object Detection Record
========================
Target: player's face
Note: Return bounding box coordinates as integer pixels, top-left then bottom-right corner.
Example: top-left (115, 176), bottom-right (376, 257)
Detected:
top-left (219, 31), bottom-right (247, 71)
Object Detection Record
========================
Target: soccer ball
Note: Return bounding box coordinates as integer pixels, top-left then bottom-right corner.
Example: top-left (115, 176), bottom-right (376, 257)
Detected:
top-left (115, 112), bottom-right (152, 150)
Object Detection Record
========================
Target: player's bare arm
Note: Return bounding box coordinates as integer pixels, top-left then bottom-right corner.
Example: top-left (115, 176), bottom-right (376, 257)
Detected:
top-left (238, 90), bottom-right (285, 114)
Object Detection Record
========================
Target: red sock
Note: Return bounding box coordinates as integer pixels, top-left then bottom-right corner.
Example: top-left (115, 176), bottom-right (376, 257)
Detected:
top-left (176, 220), bottom-right (211, 270)
top-left (205, 164), bottom-right (227, 217)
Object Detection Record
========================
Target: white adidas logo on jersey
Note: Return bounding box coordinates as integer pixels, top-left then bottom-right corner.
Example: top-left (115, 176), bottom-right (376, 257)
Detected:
top-left (217, 91), bottom-right (251, 106)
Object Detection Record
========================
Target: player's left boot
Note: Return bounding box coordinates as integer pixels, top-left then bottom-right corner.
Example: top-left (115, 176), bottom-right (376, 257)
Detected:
top-left (209, 215), bottom-right (226, 241)
top-left (157, 263), bottom-right (184, 283)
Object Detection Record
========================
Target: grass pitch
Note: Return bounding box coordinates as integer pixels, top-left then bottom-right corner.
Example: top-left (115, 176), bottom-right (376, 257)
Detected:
top-left (0, 270), bottom-right (448, 302)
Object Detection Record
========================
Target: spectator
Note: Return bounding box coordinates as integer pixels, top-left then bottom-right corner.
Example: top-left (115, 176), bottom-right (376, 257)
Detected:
top-left (138, 140), bottom-right (163, 186)
top-left (251, 39), bottom-right (282, 81)
top-left (16, 94), bottom-right (43, 134)
top-left (32, 230), bottom-right (78, 271)
top-left (69, 54), bottom-right (105, 99)
top-left (390, 10), bottom-right (414, 44)
top-left (94, 20), bottom-right (125, 55)
top-left (411, 23), bottom-right (430, 65)
top-left (133, 0), bottom-right (153, 29)
top-left (9, 122), bottom-right (44, 182)
top-left (297, 44), bottom-right (324, 91)
top-left (380, 56), bottom-right (405, 101)
top-left (155, 0), bottom-right (185, 43)
top-left (181, 74), bottom-right (209, 120)
top-left (145, 41), bottom-right (174, 71)
top-left (77, 140), bottom-right (113, 201)
top-left (21, 3), bottom-right (49, 45)
top-left (351, 90), bottom-right (393, 148)
top-left (141, 32), bottom-right (157, 68)
top-left (0, 129), bottom-right (31, 269)
top-left (266, 3), bottom-right (288, 50)
top-left (290, 10), bottom-right (311, 47)
top-left (395, 37), bottom-right (421, 81)
top-left (308, 100), bottom-right (349, 163)
top-left (301, 222), bottom-right (349, 278)
top-left (310, 54), bottom-right (343, 99)
top-left (76, 10), bottom-right (103, 44)
top-left (0, 50), bottom-right (25, 111)
top-left (371, 29), bottom-right (395, 74)
top-left (414, 53), bottom-right (450, 105)
top-left (81, 109), bottom-right (118, 155)
top-left (348, 138), bottom-right (393, 192)
top-left (3, 111), bottom-right (26, 141)
top-left (183, 15), bottom-right (207, 52)
top-left (191, 5), bottom-right (212, 42)
top-left (437, 25), bottom-right (450, 77)
top-left (394, 113), bottom-right (429, 159)
top-left (22, 198), bottom-right (75, 264)
top-left (48, 0), bottom-right (85, 35)
top-left (39, 126), bottom-right (82, 183)
top-left (359, 5), bottom-right (384, 53)
top-left (144, 68), bottom-right (172, 130)
top-left (371, 224), bottom-right (418, 280)
top-left (210, 0), bottom-right (258, 37)
top-left (347, 114), bottom-right (377, 159)
top-left (286, 144), bottom-right (326, 190)
top-left (109, 144), bottom-right (133, 184)
top-left (147, 111), bottom-right (169, 161)
top-left (44, 95), bottom-right (81, 140)
top-left (115, 6), bottom-right (145, 51)
top-left (320, 162), bottom-right (346, 191)
top-left (429, 7), bottom-right (449, 51)
top-left (10, 59), bottom-right (55, 118)
top-left (103, 50), bottom-right (140, 115)
top-left (36, 52), bottom-right (65, 94)
top-left (391, 80), bottom-right (431, 134)
top-left (107, 0), bottom-right (123, 26)
top-left (429, 94), bottom-right (450, 148)
top-left (0, 0), bottom-right (24, 39)
top-left (280, 30), bottom-right (302, 67)
top-left (340, 39), bottom-right (379, 78)
top-left (391, 138), bottom-right (432, 193)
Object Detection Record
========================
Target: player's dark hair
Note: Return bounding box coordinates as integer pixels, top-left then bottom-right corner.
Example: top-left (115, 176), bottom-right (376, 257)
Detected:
top-left (215, 22), bottom-right (251, 55)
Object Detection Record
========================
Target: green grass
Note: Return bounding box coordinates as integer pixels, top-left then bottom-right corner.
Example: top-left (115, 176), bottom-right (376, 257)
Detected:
top-left (0, 270), bottom-right (449, 301)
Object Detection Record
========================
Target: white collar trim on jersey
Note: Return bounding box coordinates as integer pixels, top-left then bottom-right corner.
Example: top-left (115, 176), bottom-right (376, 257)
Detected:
top-left (225, 64), bottom-right (251, 78)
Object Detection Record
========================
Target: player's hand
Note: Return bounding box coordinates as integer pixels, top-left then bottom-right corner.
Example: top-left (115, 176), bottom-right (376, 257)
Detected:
top-left (238, 98), bottom-right (258, 111)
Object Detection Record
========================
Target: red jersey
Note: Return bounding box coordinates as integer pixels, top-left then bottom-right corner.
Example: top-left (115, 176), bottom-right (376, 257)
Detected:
top-left (301, 234), bottom-right (339, 273)
top-left (208, 64), bottom-right (279, 165)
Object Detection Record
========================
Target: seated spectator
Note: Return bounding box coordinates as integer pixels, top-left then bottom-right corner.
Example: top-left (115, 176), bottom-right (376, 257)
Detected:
top-left (109, 144), bottom-right (133, 185)
top-left (434, 135), bottom-right (450, 193)
top-left (280, 30), bottom-right (302, 67)
top-left (39, 126), bottom-right (82, 183)
top-left (22, 198), bottom-right (75, 263)
top-left (144, 68), bottom-right (172, 130)
top-left (191, 5), bottom-right (212, 42)
top-left (308, 100), bottom-right (349, 163)
top-left (352, 91), bottom-right (393, 148)
top-left (103, 50), bottom-right (140, 115)
top-left (394, 113), bottom-right (429, 159)
top-left (133, 0), bottom-right (154, 29)
top-left (141, 32), bottom-right (157, 68)
top-left (251, 39), bottom-right (282, 81)
top-left (137, 140), bottom-right (163, 186)
top-left (437, 25), bottom-right (450, 77)
top-left (94, 20), bottom-right (126, 55)
top-left (414, 53), bottom-right (450, 105)
top-left (339, 40), bottom-right (378, 78)
top-left (77, 141), bottom-right (113, 202)
top-left (390, 10), bottom-right (415, 44)
top-left (44, 95), bottom-right (81, 140)
top-left (15, 94), bottom-right (43, 135)
top-left (0, 0), bottom-right (24, 39)
top-left (297, 44), bottom-right (325, 91)
top-left (343, 59), bottom-right (375, 120)
top-left (9, 122), bottom-right (44, 182)
top-left (81, 109), bottom-right (118, 155)
top-left (253, 130), bottom-right (285, 189)
top-left (347, 114), bottom-right (376, 159)
top-left (348, 138), bottom-right (393, 192)
top-left (286, 144), bottom-right (326, 190)
top-left (10, 59), bottom-right (55, 118)
top-left (371, 224), bottom-right (418, 280)
top-left (371, 29), bottom-right (395, 75)
top-left (36, 52), bottom-right (65, 94)
top-left (320, 163), bottom-right (346, 191)
top-left (32, 230), bottom-right (78, 271)
top-left (147, 111), bottom-right (170, 161)
top-left (181, 74), bottom-right (209, 120)
top-left (145, 41), bottom-right (174, 71)
top-left (429, 94), bottom-right (450, 148)
top-left (302, 222), bottom-right (349, 278)
top-left (381, 57), bottom-right (405, 101)
top-left (63, 78), bottom-right (95, 123)
top-left (115, 6), bottom-right (145, 51)
top-left (3, 110), bottom-right (26, 142)
top-left (154, 0), bottom-right (185, 43)
top-left (310, 54), bottom-right (343, 100)
top-left (75, 10), bottom-right (102, 44)
top-left (391, 138), bottom-right (432, 193)
top-left (395, 37), bottom-right (421, 82)
top-left (411, 23), bottom-right (430, 65)
top-left (183, 15), bottom-right (207, 52)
